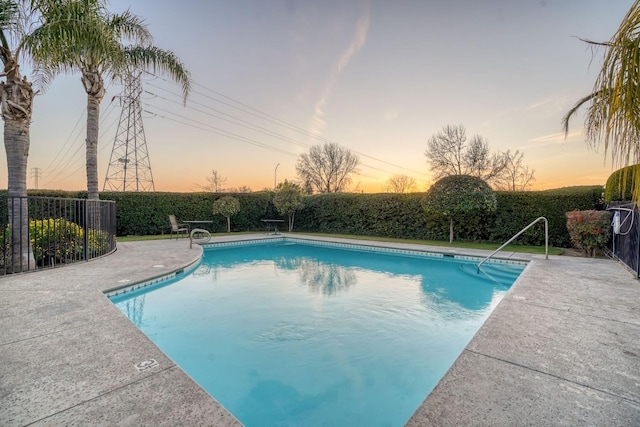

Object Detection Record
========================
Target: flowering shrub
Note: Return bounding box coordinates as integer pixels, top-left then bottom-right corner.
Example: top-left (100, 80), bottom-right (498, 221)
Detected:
top-left (565, 210), bottom-right (612, 257)
top-left (30, 218), bottom-right (84, 265)
top-left (29, 218), bottom-right (111, 266)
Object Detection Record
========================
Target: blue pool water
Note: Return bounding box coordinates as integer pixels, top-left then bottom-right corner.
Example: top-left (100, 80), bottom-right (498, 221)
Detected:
top-left (110, 239), bottom-right (525, 426)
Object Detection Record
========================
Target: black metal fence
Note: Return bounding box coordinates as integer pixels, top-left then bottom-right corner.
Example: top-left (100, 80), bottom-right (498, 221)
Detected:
top-left (607, 203), bottom-right (640, 278)
top-left (0, 196), bottom-right (117, 274)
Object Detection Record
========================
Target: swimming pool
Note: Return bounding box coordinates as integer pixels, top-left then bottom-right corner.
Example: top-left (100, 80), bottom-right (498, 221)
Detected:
top-left (109, 238), bottom-right (525, 426)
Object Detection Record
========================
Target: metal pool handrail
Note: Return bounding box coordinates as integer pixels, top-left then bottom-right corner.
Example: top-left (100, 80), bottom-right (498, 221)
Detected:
top-left (476, 216), bottom-right (548, 272)
top-left (189, 228), bottom-right (211, 248)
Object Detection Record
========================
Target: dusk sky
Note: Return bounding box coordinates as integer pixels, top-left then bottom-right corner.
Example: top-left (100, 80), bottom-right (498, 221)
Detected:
top-left (2, 0), bottom-right (633, 193)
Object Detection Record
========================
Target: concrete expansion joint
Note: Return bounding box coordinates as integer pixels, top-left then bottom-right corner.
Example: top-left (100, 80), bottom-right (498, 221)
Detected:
top-left (464, 349), bottom-right (639, 405)
top-left (26, 364), bottom-right (177, 426)
top-left (509, 299), bottom-right (639, 325)
top-left (0, 314), bottom-right (123, 347)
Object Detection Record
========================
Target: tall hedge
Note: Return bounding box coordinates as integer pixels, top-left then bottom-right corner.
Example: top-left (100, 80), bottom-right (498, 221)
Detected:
top-left (13, 185), bottom-right (604, 247)
top-left (489, 186), bottom-right (604, 247)
top-left (294, 193), bottom-right (427, 239)
top-left (100, 191), bottom-right (278, 236)
top-left (294, 186), bottom-right (604, 247)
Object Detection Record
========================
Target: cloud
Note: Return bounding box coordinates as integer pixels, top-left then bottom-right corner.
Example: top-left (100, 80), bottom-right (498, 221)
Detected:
top-left (383, 109), bottom-right (400, 121)
top-left (309, 4), bottom-right (370, 136)
top-left (519, 130), bottom-right (583, 149)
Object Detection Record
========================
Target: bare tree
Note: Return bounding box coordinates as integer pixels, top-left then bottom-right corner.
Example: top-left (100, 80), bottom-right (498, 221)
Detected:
top-left (296, 143), bottom-right (360, 193)
top-left (493, 150), bottom-right (536, 191)
top-left (227, 185), bottom-right (252, 193)
top-left (425, 124), bottom-right (507, 181)
top-left (385, 174), bottom-right (417, 193)
top-left (201, 169), bottom-right (227, 192)
top-left (239, 185), bottom-right (252, 193)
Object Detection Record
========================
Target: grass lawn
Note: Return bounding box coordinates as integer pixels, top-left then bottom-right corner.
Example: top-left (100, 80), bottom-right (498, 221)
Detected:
top-left (117, 232), bottom-right (563, 255)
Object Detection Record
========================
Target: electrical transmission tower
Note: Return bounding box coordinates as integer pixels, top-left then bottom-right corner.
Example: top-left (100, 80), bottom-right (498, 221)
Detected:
top-left (103, 68), bottom-right (155, 191)
top-left (31, 167), bottom-right (42, 189)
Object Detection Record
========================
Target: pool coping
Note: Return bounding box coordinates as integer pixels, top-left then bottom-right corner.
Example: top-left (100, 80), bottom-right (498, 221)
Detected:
top-left (1, 233), bottom-right (639, 425)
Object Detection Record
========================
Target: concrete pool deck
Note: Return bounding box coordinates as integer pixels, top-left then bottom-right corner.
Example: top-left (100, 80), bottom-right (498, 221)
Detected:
top-left (0, 234), bottom-right (639, 426)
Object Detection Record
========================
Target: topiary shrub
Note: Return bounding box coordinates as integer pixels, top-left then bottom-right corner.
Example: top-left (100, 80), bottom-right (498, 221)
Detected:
top-left (273, 180), bottom-right (305, 231)
top-left (422, 175), bottom-right (497, 243)
top-left (565, 210), bottom-right (612, 257)
top-left (213, 196), bottom-right (241, 232)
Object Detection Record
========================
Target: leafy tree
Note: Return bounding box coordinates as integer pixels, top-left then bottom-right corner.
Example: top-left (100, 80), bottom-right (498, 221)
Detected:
top-left (562, 1), bottom-right (640, 200)
top-left (212, 196), bottom-right (240, 232)
top-left (385, 174), bottom-right (417, 193)
top-left (424, 124), bottom-right (507, 182)
top-left (422, 175), bottom-right (497, 243)
top-left (493, 150), bottom-right (536, 191)
top-left (29, 0), bottom-right (190, 200)
top-left (296, 142), bottom-right (359, 193)
top-left (273, 180), bottom-right (305, 231)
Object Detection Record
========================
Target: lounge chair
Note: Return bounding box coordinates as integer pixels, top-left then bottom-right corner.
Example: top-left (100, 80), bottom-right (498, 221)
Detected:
top-left (169, 215), bottom-right (189, 239)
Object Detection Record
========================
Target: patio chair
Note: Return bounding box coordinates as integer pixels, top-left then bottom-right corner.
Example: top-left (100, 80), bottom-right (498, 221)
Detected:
top-left (168, 215), bottom-right (189, 239)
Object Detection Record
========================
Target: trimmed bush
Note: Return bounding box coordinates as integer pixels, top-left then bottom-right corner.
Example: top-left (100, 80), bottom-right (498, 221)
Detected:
top-left (422, 175), bottom-right (497, 243)
top-left (213, 196), bottom-right (241, 232)
top-left (99, 191), bottom-right (278, 236)
top-left (273, 181), bottom-right (305, 231)
top-left (11, 186), bottom-right (605, 247)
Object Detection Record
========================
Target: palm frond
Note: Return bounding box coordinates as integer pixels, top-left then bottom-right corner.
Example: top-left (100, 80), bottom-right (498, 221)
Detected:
top-left (109, 9), bottom-right (151, 44)
top-left (561, 91), bottom-right (599, 136)
top-left (574, 0), bottom-right (640, 200)
top-left (124, 45), bottom-right (191, 103)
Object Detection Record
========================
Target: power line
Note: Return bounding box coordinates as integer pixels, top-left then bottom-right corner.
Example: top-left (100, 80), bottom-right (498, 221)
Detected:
top-left (41, 98), bottom-right (119, 187)
top-left (142, 105), bottom-right (297, 158)
top-left (146, 74), bottom-right (428, 177)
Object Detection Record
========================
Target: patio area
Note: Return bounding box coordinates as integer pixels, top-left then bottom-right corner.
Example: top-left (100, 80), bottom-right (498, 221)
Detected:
top-left (0, 234), bottom-right (639, 426)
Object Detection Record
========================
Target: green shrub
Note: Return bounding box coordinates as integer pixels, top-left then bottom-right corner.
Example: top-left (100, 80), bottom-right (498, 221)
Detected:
top-left (28, 218), bottom-right (111, 266)
top-left (565, 210), bottom-right (612, 257)
top-left (213, 196), bottom-right (241, 232)
top-left (604, 164), bottom-right (640, 203)
top-left (15, 187), bottom-right (605, 248)
top-left (422, 175), bottom-right (496, 243)
top-left (30, 218), bottom-right (84, 265)
top-left (273, 180), bottom-right (305, 231)
top-left (489, 186), bottom-right (604, 247)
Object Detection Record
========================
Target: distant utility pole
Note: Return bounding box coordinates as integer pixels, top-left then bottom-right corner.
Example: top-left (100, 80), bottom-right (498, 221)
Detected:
top-left (31, 167), bottom-right (42, 189)
top-left (103, 67), bottom-right (155, 192)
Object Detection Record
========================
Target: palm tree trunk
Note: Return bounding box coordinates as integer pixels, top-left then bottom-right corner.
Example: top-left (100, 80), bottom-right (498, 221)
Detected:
top-left (86, 94), bottom-right (101, 201)
top-left (82, 67), bottom-right (105, 201)
top-left (1, 63), bottom-right (36, 271)
top-left (226, 216), bottom-right (231, 233)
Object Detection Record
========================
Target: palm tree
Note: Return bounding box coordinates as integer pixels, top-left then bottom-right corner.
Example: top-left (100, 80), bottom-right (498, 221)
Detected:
top-left (29, 0), bottom-right (190, 201)
top-left (0, 0), bottom-right (76, 271)
top-left (563, 1), bottom-right (640, 200)
top-left (0, 0), bottom-right (35, 271)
